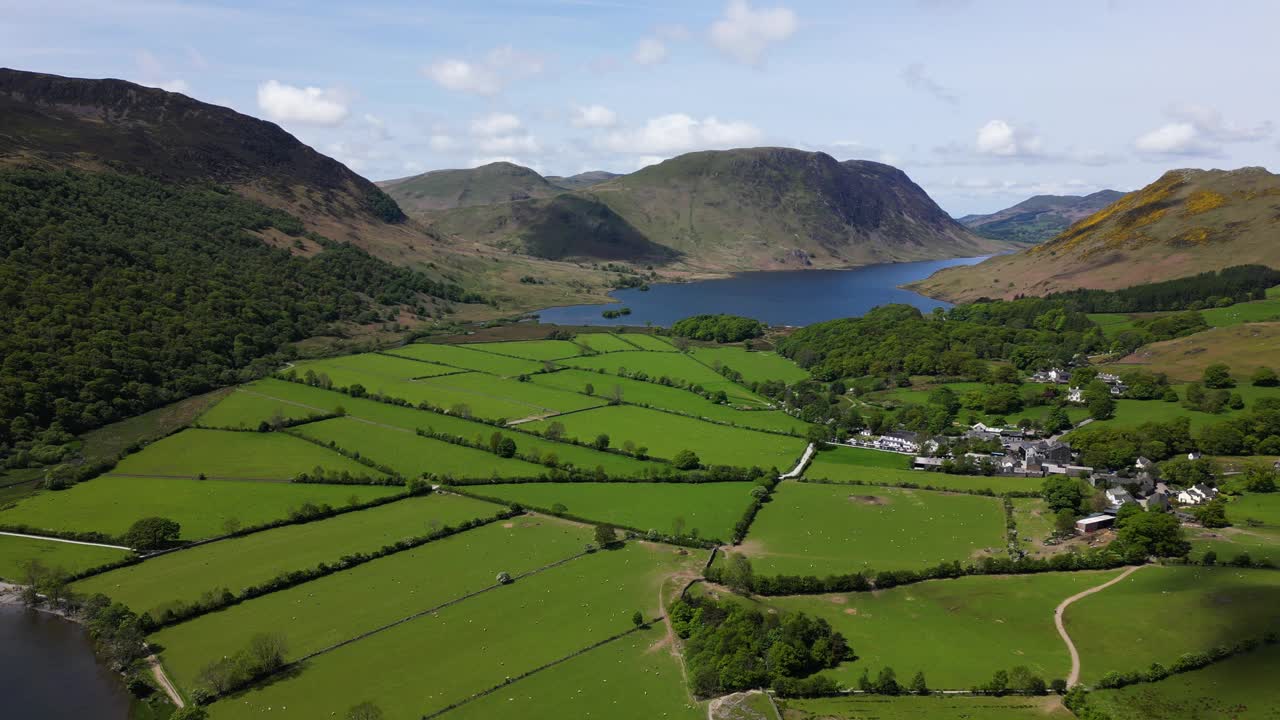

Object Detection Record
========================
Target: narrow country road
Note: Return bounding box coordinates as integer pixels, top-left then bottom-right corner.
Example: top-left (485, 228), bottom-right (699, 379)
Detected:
top-left (147, 654), bottom-right (184, 708)
top-left (1055, 565), bottom-right (1144, 687)
top-left (0, 530), bottom-right (132, 552)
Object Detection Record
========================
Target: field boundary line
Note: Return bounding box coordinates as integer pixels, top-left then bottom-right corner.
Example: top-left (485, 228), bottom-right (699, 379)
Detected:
top-left (0, 530), bottom-right (133, 551)
top-left (1056, 564), bottom-right (1144, 687)
top-left (420, 616), bottom-right (664, 719)
top-left (374, 349), bottom-right (531, 379)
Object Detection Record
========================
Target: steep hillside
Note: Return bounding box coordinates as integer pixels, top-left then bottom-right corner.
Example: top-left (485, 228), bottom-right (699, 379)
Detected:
top-left (958, 189), bottom-right (1125, 243)
top-left (911, 167), bottom-right (1280, 302)
top-left (379, 162), bottom-right (565, 212)
top-left (424, 148), bottom-right (1008, 269)
top-left (546, 170), bottom-right (620, 190)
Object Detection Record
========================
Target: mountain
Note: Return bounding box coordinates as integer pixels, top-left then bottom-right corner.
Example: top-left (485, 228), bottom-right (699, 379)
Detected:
top-left (958, 189), bottom-right (1125, 244)
top-left (379, 162), bottom-right (566, 212)
top-left (546, 170), bottom-right (620, 190)
top-left (422, 148), bottom-right (1009, 269)
top-left (910, 167), bottom-right (1280, 302)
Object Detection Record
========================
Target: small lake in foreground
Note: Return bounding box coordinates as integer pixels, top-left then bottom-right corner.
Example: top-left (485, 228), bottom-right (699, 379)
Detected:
top-left (535, 255), bottom-right (988, 327)
top-left (0, 603), bottom-right (133, 719)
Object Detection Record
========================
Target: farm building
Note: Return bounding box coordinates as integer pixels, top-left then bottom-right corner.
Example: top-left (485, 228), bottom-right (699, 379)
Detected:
top-left (1076, 514), bottom-right (1115, 533)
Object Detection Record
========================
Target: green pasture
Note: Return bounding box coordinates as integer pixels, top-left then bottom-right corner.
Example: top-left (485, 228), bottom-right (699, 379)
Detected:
top-left (780, 695), bottom-right (1073, 719)
top-left (205, 541), bottom-right (701, 720)
top-left (384, 343), bottom-right (544, 376)
top-left (1090, 642), bottom-right (1280, 719)
top-left (220, 379), bottom-right (658, 476)
top-left (808, 445), bottom-right (912, 470)
top-left (1201, 293), bottom-right (1280, 326)
top-left (1011, 498), bottom-right (1057, 554)
top-left (461, 481), bottom-right (758, 541)
top-left (560, 351), bottom-right (765, 405)
top-left (804, 452), bottom-right (1045, 495)
top-left (445, 626), bottom-right (701, 720)
top-left (411, 371), bottom-right (604, 420)
top-left (74, 493), bottom-right (495, 617)
top-left (112, 428), bottom-right (381, 481)
top-left (617, 333), bottom-right (677, 351)
top-left (461, 339), bottom-right (584, 361)
top-left (525, 405), bottom-right (807, 469)
top-left (870, 382), bottom-right (986, 406)
top-left (531, 368), bottom-right (809, 434)
top-left (290, 417), bottom-right (545, 479)
top-left (0, 534), bottom-right (132, 582)
top-left (155, 515), bottom-right (591, 690)
top-left (196, 390), bottom-right (324, 429)
top-left (740, 483), bottom-right (1007, 576)
top-left (766, 571), bottom-right (1121, 688)
top-left (574, 332), bottom-right (640, 353)
top-left (997, 403), bottom-right (1091, 427)
top-left (0, 475), bottom-right (397, 541)
top-left (690, 346), bottom-right (809, 385)
top-left (1066, 566), bottom-right (1280, 683)
top-left (290, 352), bottom-right (458, 388)
top-left (1187, 492), bottom-right (1280, 564)
top-left (1089, 313), bottom-right (1139, 339)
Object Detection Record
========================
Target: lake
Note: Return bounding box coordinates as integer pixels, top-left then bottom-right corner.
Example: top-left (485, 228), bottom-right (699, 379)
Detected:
top-left (0, 603), bottom-right (133, 719)
top-left (535, 256), bottom-right (987, 327)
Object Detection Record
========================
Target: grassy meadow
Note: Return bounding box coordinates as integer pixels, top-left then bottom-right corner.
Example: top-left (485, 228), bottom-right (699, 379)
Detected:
top-left (0, 534), bottom-right (132, 581)
top-left (112, 428), bottom-right (382, 480)
top-left (560, 351), bottom-right (766, 405)
top-left (460, 339), bottom-right (584, 361)
top-left (779, 695), bottom-right (1073, 719)
top-left (385, 343), bottom-right (544, 376)
top-left (689, 346), bottom-right (810, 384)
top-left (1089, 642), bottom-right (1280, 719)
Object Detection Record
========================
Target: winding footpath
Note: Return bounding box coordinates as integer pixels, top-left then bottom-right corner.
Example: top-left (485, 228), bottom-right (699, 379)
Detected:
top-left (1054, 565), bottom-right (1144, 687)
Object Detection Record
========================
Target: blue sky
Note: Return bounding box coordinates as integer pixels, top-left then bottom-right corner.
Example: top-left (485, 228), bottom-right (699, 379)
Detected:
top-left (3, 0), bottom-right (1277, 214)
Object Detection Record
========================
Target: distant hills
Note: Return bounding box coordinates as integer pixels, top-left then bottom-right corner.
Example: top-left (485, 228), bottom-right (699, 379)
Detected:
top-left (379, 162), bottom-right (565, 212)
top-left (911, 167), bottom-right (1280, 302)
top-left (958, 190), bottom-right (1125, 244)
top-left (546, 170), bottom-right (619, 190)
top-left (417, 148), bottom-right (1010, 269)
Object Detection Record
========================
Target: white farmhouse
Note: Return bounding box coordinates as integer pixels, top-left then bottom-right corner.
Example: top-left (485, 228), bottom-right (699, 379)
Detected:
top-left (1177, 483), bottom-right (1219, 505)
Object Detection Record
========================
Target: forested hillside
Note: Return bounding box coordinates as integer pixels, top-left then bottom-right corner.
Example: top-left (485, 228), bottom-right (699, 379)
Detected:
top-left (0, 168), bottom-right (479, 447)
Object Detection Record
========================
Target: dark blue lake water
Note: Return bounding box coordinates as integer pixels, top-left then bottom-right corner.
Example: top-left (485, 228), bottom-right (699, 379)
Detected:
top-left (535, 256), bottom-right (988, 327)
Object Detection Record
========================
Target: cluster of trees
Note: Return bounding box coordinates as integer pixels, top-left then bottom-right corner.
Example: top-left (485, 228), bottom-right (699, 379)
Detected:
top-left (1195, 397), bottom-right (1280, 456)
top-left (1067, 417), bottom-right (1195, 469)
top-left (600, 307), bottom-right (632, 319)
top-left (854, 667), bottom-right (931, 696)
top-left (670, 314), bottom-right (765, 343)
top-left (1047, 265), bottom-right (1280, 313)
top-left (1110, 311), bottom-right (1209, 354)
top-left (194, 633), bottom-right (288, 701)
top-left (968, 666), bottom-right (1052, 696)
top-left (0, 168), bottom-right (481, 451)
top-left (1111, 504), bottom-right (1190, 561)
top-left (776, 302), bottom-right (1103, 383)
top-left (120, 517), bottom-right (182, 551)
top-left (671, 595), bottom-right (851, 697)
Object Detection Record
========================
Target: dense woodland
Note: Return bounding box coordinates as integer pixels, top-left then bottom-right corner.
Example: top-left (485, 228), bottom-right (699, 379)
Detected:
top-left (1043, 265), bottom-right (1280, 313)
top-left (670, 314), bottom-right (765, 343)
top-left (0, 168), bottom-right (480, 450)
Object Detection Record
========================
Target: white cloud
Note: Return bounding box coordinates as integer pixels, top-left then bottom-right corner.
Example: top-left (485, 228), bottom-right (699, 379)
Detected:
top-left (476, 134), bottom-right (540, 154)
top-left (902, 63), bottom-right (958, 104)
top-left (570, 104), bottom-right (618, 129)
top-left (428, 134), bottom-right (459, 152)
top-left (710, 0), bottom-right (798, 65)
top-left (424, 46), bottom-right (545, 96)
top-left (633, 37), bottom-right (668, 65)
top-left (1168, 104), bottom-right (1272, 143)
top-left (364, 113), bottom-right (390, 141)
top-left (975, 120), bottom-right (1042, 157)
top-left (1134, 104), bottom-right (1271, 157)
top-left (1134, 122), bottom-right (1204, 155)
top-left (256, 80), bottom-right (349, 126)
top-left (470, 112), bottom-right (523, 137)
top-left (600, 113), bottom-right (763, 155)
top-left (135, 49), bottom-right (190, 95)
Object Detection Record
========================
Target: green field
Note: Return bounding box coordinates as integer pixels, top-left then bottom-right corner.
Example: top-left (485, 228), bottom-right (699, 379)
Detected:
top-left (780, 695), bottom-right (1073, 719)
top-left (205, 541), bottom-right (701, 719)
top-left (804, 452), bottom-right (1045, 495)
top-left (690, 346), bottom-right (809, 385)
top-left (1091, 288), bottom-right (1280, 337)
top-left (1066, 566), bottom-right (1280, 683)
top-left (444, 627), bottom-right (701, 720)
top-left (461, 481), bottom-right (757, 540)
top-left (290, 352), bottom-right (458, 389)
top-left (221, 379), bottom-right (659, 476)
top-left (870, 382), bottom-right (986, 406)
top-left (291, 417), bottom-right (546, 479)
top-left (111, 428), bottom-right (382, 481)
top-left (411, 371), bottom-right (604, 420)
top-left (0, 534), bottom-right (132, 581)
top-left (461, 339), bottom-right (584, 361)
top-left (1010, 498), bottom-right (1057, 555)
top-left (808, 446), bottom-right (912, 470)
top-left (561, 351), bottom-right (766, 405)
top-left (0, 475), bottom-right (398, 541)
top-left (75, 493), bottom-right (496, 616)
top-left (196, 390), bottom-right (326, 429)
top-left (1187, 492), bottom-right (1280, 564)
top-left (530, 368), bottom-right (810, 434)
top-left (575, 332), bottom-right (641, 353)
top-left (740, 483), bottom-right (1007, 576)
top-left (525, 405), bottom-right (807, 469)
top-left (385, 343), bottom-right (544, 376)
top-left (617, 333), bottom-right (677, 352)
top-left (763, 570), bottom-right (1118, 688)
top-left (1090, 643), bottom-right (1280, 719)
top-left (1089, 313), bottom-right (1140, 339)
top-left (154, 515), bottom-right (591, 689)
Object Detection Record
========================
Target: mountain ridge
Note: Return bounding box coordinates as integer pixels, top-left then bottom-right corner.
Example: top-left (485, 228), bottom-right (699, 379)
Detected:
top-left (958, 189), bottom-right (1126, 244)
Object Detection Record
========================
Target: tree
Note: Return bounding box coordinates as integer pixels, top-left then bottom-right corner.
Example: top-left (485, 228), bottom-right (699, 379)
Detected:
top-left (1194, 499), bottom-right (1230, 528)
top-left (857, 668), bottom-right (872, 692)
top-left (723, 553), bottom-right (754, 593)
top-left (1044, 405), bottom-right (1072, 434)
top-left (672, 449), bottom-right (701, 470)
top-left (544, 421), bottom-right (565, 441)
top-left (1084, 381), bottom-right (1116, 420)
top-left (1252, 366), bottom-right (1279, 387)
top-left (594, 524), bottom-right (617, 547)
top-left (632, 610), bottom-right (645, 628)
top-left (806, 424), bottom-right (830, 445)
top-left (121, 517), bottom-right (181, 551)
top-left (1042, 476), bottom-right (1085, 513)
top-left (1115, 512), bottom-right (1190, 558)
top-left (170, 708), bottom-right (210, 720)
top-left (592, 433), bottom-right (610, 450)
top-left (875, 667), bottom-right (901, 695)
top-left (909, 670), bottom-right (928, 696)
top-left (1054, 508), bottom-right (1077, 536)
top-left (345, 702), bottom-right (384, 720)
top-left (1008, 666), bottom-right (1047, 695)
top-left (584, 383), bottom-right (595, 396)
top-left (1203, 363), bottom-right (1234, 389)
top-left (496, 571), bottom-right (513, 585)
top-left (1241, 465), bottom-right (1278, 493)
top-left (496, 437), bottom-right (517, 458)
